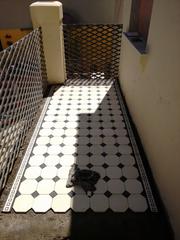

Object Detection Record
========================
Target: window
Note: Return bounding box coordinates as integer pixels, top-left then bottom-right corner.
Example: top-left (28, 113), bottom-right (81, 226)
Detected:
top-left (126, 0), bottom-right (153, 53)
top-left (130, 0), bottom-right (153, 41)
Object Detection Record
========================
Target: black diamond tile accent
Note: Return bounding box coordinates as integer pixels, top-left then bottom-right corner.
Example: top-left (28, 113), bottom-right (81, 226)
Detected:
top-left (56, 163), bottom-right (62, 169)
top-left (43, 153), bottom-right (49, 157)
top-left (101, 143), bottom-right (106, 147)
top-left (101, 152), bottom-right (107, 157)
top-left (15, 191), bottom-right (21, 198)
top-left (103, 176), bottom-right (110, 182)
top-left (87, 163), bottom-right (93, 168)
top-left (102, 163), bottom-right (109, 169)
top-left (50, 191), bottom-right (58, 198)
top-left (51, 127), bottom-right (55, 130)
top-left (87, 152), bottom-right (93, 157)
top-left (49, 134), bottom-right (54, 138)
top-left (100, 134), bottom-right (105, 138)
top-left (46, 143), bottom-right (51, 147)
top-left (58, 153), bottom-right (64, 157)
top-left (104, 191), bottom-right (112, 198)
top-left (62, 134), bottom-right (66, 138)
top-left (87, 143), bottom-right (92, 147)
top-left (116, 152), bottom-right (121, 157)
top-left (32, 191), bottom-right (39, 198)
top-left (60, 143), bottom-right (65, 147)
top-left (26, 163), bottom-right (31, 168)
top-left (73, 153), bottom-right (78, 157)
top-left (120, 176), bottom-right (127, 182)
top-left (123, 191), bottom-right (131, 198)
top-left (114, 143), bottom-right (120, 147)
top-left (21, 176), bottom-right (27, 182)
top-left (112, 134), bottom-right (118, 138)
top-left (63, 127), bottom-right (67, 130)
top-left (68, 190), bottom-right (76, 198)
top-left (40, 163), bottom-right (46, 169)
top-left (87, 134), bottom-right (92, 138)
top-left (118, 163), bottom-right (124, 168)
top-left (36, 176), bottom-right (43, 182)
top-left (53, 176), bottom-right (60, 182)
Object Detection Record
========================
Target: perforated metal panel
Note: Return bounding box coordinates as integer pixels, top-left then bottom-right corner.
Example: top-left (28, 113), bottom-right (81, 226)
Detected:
top-left (63, 24), bottom-right (122, 81)
top-left (0, 28), bottom-right (47, 191)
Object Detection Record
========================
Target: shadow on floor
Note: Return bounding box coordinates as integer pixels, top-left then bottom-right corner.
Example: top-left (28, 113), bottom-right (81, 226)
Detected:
top-left (61, 79), bottom-right (174, 240)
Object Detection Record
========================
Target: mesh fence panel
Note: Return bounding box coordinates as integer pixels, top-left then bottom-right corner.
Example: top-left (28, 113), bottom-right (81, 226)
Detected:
top-left (64, 24), bottom-right (122, 82)
top-left (0, 28), bottom-right (47, 191)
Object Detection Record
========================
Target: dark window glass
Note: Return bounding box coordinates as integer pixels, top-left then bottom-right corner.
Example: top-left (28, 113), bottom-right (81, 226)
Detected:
top-left (129, 0), bottom-right (153, 42)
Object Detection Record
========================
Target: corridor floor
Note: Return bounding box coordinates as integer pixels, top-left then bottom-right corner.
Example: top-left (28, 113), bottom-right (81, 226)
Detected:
top-left (3, 79), bottom-right (158, 213)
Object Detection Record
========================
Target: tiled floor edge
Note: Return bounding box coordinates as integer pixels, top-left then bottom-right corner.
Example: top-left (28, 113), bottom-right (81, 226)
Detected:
top-left (2, 88), bottom-right (54, 212)
top-left (114, 80), bottom-right (158, 212)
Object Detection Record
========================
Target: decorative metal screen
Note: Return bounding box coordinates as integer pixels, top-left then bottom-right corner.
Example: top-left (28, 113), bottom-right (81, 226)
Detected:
top-left (63, 24), bottom-right (122, 81)
top-left (0, 28), bottom-right (47, 191)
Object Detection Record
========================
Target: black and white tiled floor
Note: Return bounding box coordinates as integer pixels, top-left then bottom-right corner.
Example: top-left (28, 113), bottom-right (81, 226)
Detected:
top-left (3, 79), bottom-right (158, 213)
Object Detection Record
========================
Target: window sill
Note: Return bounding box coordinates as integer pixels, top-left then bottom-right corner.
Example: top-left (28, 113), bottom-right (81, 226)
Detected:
top-left (124, 32), bottom-right (147, 55)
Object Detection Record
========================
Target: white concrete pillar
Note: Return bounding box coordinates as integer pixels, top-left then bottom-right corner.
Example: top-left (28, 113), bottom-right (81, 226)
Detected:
top-left (30, 1), bottom-right (66, 84)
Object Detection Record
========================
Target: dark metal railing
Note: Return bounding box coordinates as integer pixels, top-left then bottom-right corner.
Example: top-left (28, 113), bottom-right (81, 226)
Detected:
top-left (63, 24), bottom-right (122, 82)
top-left (0, 28), bottom-right (47, 191)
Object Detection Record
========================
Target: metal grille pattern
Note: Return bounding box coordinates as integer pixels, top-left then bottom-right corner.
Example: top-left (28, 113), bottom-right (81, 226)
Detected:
top-left (64, 24), bottom-right (122, 81)
top-left (0, 28), bottom-right (47, 191)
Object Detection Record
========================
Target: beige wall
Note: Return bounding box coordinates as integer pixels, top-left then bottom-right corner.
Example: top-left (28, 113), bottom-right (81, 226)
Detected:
top-left (119, 0), bottom-right (180, 239)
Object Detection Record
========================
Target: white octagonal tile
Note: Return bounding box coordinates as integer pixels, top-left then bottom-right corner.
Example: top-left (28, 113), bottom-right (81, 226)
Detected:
top-left (55, 179), bottom-right (71, 194)
top-left (109, 194), bottom-right (128, 212)
top-left (106, 167), bottom-right (122, 178)
top-left (90, 195), bottom-right (109, 212)
top-left (44, 155), bottom-right (60, 166)
top-left (52, 195), bottom-right (71, 212)
top-left (41, 167), bottom-right (57, 178)
top-left (128, 194), bottom-right (148, 212)
top-left (33, 146), bottom-right (47, 155)
top-left (107, 180), bottom-right (125, 193)
top-left (118, 145), bottom-right (132, 154)
top-left (125, 179), bottom-right (143, 194)
top-left (119, 155), bottom-right (135, 166)
top-left (71, 195), bottom-right (89, 212)
top-left (122, 166), bottom-right (139, 179)
top-left (24, 167), bottom-right (41, 179)
top-left (37, 180), bottom-right (55, 194)
top-left (32, 195), bottom-right (52, 212)
top-left (29, 155), bottom-right (45, 166)
top-left (36, 137), bottom-right (50, 145)
top-left (19, 180), bottom-right (38, 194)
top-left (13, 195), bottom-right (34, 212)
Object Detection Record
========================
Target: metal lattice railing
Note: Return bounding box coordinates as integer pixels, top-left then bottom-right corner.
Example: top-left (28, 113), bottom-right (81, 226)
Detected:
top-left (0, 28), bottom-right (47, 191)
top-left (63, 24), bottom-right (122, 81)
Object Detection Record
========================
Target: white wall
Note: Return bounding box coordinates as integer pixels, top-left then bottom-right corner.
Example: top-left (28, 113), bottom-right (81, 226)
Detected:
top-left (119, 0), bottom-right (180, 239)
top-left (0, 0), bottom-right (121, 28)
